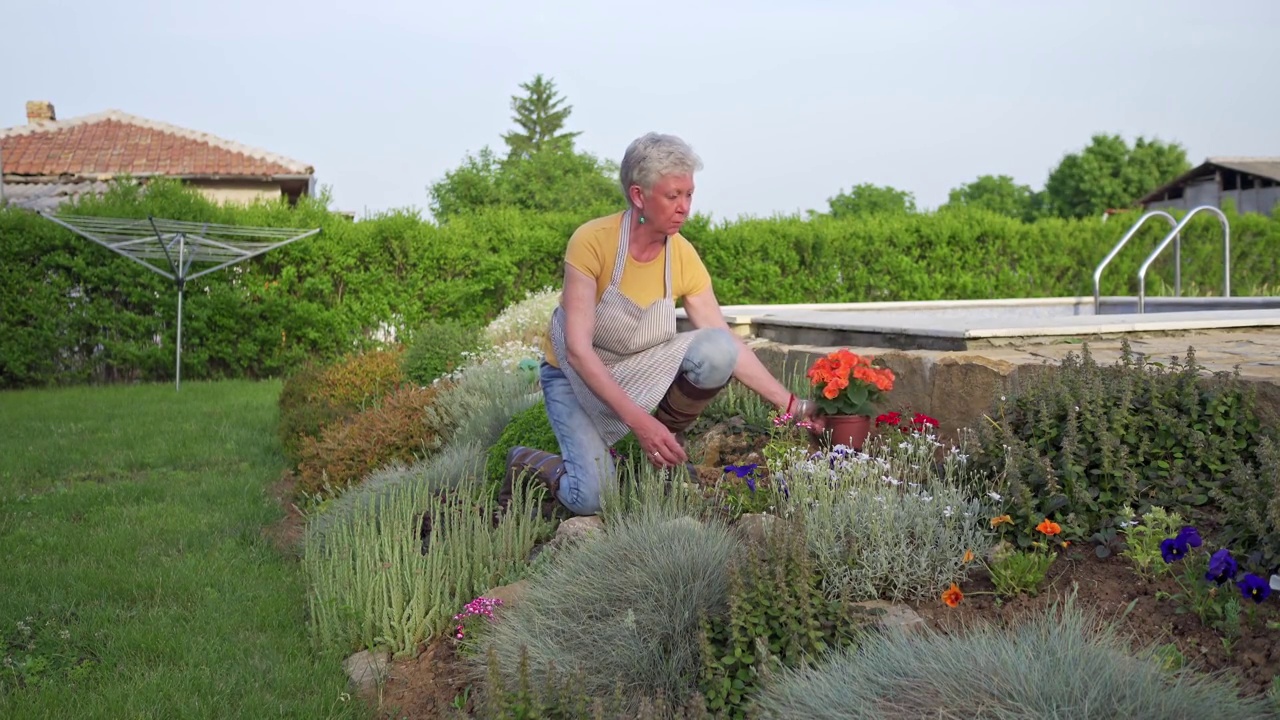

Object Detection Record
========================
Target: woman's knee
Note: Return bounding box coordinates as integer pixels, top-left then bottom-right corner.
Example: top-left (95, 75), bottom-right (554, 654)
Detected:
top-left (682, 328), bottom-right (739, 388)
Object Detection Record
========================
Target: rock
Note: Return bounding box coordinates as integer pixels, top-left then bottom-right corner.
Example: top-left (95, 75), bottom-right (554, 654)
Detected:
top-left (555, 515), bottom-right (604, 543)
top-left (732, 513), bottom-right (777, 548)
top-left (849, 600), bottom-right (927, 634)
top-left (1240, 651), bottom-right (1266, 669)
top-left (342, 649), bottom-right (390, 691)
top-left (484, 579), bottom-right (530, 610)
top-left (929, 354), bottom-right (1018, 437)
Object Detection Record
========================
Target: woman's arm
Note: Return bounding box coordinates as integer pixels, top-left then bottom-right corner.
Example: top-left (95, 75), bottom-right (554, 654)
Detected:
top-left (682, 286), bottom-right (807, 414)
top-left (560, 265), bottom-right (688, 465)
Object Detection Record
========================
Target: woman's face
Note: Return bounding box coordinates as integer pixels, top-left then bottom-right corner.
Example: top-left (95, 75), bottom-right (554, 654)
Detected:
top-left (636, 174), bottom-right (694, 236)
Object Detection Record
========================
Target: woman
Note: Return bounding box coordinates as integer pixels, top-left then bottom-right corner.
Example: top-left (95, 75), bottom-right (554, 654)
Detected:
top-left (503, 132), bottom-right (817, 516)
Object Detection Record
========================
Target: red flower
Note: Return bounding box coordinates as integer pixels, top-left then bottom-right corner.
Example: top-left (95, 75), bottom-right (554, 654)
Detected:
top-left (911, 413), bottom-right (938, 428)
top-left (875, 411), bottom-right (901, 427)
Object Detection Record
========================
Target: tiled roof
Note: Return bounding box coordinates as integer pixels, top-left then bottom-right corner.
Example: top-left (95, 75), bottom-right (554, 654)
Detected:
top-left (0, 109), bottom-right (313, 179)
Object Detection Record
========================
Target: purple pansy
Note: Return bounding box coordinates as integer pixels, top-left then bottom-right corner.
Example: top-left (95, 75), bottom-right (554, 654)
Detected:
top-left (1204, 548), bottom-right (1238, 585)
top-left (1236, 573), bottom-right (1272, 604)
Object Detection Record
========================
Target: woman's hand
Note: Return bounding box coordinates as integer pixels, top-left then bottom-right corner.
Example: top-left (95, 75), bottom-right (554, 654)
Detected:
top-left (789, 396), bottom-right (826, 438)
top-left (629, 413), bottom-right (688, 467)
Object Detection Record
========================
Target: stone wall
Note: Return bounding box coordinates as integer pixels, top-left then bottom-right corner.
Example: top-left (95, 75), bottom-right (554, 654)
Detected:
top-left (747, 338), bottom-right (1280, 442)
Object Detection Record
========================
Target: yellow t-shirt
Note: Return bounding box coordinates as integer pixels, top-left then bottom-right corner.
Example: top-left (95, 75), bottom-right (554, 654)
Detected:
top-left (543, 212), bottom-right (712, 367)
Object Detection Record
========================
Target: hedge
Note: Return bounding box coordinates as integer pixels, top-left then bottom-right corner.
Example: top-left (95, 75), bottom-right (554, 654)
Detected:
top-left (2, 179), bottom-right (1276, 388)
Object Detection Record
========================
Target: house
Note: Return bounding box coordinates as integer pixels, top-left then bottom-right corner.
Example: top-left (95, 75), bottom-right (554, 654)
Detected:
top-left (0, 101), bottom-right (315, 212)
top-left (1137, 157), bottom-right (1280, 217)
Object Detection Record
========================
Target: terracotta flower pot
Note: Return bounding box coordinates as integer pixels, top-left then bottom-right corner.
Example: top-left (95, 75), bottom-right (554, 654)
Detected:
top-left (823, 414), bottom-right (872, 451)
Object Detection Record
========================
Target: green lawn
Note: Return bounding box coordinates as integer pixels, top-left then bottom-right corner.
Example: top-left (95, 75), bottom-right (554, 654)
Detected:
top-left (0, 380), bottom-right (367, 719)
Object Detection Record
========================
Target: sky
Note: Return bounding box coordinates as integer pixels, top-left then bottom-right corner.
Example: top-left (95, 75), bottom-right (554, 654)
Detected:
top-left (6, 0), bottom-right (1279, 222)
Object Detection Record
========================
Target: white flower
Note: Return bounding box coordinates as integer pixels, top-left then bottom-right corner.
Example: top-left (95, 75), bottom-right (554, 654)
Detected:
top-left (1271, 574), bottom-right (1280, 592)
top-left (988, 491), bottom-right (1003, 502)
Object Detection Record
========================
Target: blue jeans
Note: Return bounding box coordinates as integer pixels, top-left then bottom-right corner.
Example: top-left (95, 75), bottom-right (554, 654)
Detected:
top-left (539, 327), bottom-right (738, 515)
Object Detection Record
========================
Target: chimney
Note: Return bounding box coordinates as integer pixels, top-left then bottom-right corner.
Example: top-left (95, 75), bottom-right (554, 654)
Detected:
top-left (26, 101), bottom-right (56, 123)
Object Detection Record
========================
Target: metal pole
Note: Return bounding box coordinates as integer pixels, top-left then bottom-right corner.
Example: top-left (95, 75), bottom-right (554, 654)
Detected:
top-left (176, 282), bottom-right (183, 391)
top-left (175, 230), bottom-right (186, 392)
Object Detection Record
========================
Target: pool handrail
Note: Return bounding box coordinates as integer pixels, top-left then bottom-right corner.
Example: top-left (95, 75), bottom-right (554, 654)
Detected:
top-left (1093, 210), bottom-right (1178, 314)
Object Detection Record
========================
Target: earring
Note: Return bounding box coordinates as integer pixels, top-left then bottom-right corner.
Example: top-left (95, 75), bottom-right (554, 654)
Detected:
top-left (638, 214), bottom-right (646, 224)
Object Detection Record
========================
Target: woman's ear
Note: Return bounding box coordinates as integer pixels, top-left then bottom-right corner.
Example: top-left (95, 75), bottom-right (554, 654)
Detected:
top-left (627, 184), bottom-right (646, 212)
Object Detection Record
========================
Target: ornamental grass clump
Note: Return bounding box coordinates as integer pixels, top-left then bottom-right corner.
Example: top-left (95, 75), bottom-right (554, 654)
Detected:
top-left (779, 426), bottom-right (997, 603)
top-left (470, 507), bottom-right (740, 714)
top-left (749, 595), bottom-right (1276, 720)
top-left (303, 468), bottom-right (550, 658)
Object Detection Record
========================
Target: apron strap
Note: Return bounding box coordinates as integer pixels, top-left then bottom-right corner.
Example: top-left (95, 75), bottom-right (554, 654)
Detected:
top-left (608, 210), bottom-right (632, 288)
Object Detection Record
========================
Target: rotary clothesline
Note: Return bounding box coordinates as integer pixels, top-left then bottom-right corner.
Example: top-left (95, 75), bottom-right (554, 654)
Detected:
top-left (40, 213), bottom-right (322, 390)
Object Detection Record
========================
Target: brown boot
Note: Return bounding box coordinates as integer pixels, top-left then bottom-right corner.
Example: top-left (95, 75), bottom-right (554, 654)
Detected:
top-left (498, 446), bottom-right (565, 510)
top-left (653, 373), bottom-right (727, 435)
top-left (653, 374), bottom-right (726, 480)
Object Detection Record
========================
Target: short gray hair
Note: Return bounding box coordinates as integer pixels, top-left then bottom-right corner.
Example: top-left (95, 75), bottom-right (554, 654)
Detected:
top-left (619, 132), bottom-right (703, 201)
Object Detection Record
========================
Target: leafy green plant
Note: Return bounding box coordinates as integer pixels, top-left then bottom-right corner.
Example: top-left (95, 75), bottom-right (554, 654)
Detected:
top-left (969, 342), bottom-right (1274, 566)
top-left (1, 606), bottom-right (100, 694)
top-left (748, 595), bottom-right (1276, 719)
top-left (469, 507), bottom-right (739, 714)
top-left (484, 400), bottom-right (561, 489)
top-left (1121, 504), bottom-right (1187, 581)
top-left (986, 547), bottom-right (1056, 599)
top-left (696, 512), bottom-right (863, 718)
top-left (402, 318), bottom-right (484, 386)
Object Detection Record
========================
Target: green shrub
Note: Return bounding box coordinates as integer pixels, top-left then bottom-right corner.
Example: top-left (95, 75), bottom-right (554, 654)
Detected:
top-left (401, 318), bottom-right (484, 386)
top-left (1214, 433), bottom-right (1280, 574)
top-left (293, 383), bottom-right (448, 498)
top-left (277, 348), bottom-right (407, 462)
top-left (748, 596), bottom-right (1276, 720)
top-left (697, 513), bottom-right (864, 718)
top-left (780, 429), bottom-right (997, 603)
top-left (472, 508), bottom-right (740, 714)
top-left (8, 176), bottom-right (1280, 390)
top-left (484, 400), bottom-right (560, 487)
top-left (968, 342), bottom-right (1278, 571)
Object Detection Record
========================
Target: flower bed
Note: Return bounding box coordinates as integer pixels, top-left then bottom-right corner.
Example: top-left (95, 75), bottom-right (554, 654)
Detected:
top-left (290, 298), bottom-right (1280, 717)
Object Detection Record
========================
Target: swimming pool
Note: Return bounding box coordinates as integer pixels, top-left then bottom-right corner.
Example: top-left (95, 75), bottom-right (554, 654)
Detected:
top-left (681, 296), bottom-right (1280, 351)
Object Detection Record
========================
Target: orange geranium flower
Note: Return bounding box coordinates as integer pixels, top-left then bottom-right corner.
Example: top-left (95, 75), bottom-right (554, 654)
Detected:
top-left (941, 583), bottom-right (964, 608)
top-left (1036, 519), bottom-right (1062, 536)
top-left (990, 515), bottom-right (1012, 528)
top-left (805, 348), bottom-right (896, 417)
top-left (962, 549), bottom-right (975, 564)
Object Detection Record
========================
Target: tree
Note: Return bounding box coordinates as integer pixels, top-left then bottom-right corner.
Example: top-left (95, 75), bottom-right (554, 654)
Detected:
top-left (827, 183), bottom-right (916, 218)
top-left (1042, 134), bottom-right (1191, 219)
top-left (428, 146), bottom-right (620, 222)
top-left (944, 174), bottom-right (1041, 221)
top-left (500, 74), bottom-right (582, 162)
top-left (427, 75), bottom-right (620, 222)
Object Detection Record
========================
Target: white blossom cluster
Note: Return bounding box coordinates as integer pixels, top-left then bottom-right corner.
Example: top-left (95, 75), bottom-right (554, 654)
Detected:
top-left (482, 287), bottom-right (561, 348)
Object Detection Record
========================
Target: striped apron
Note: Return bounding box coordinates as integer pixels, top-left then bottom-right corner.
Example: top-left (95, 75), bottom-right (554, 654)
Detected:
top-left (549, 209), bottom-right (697, 446)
